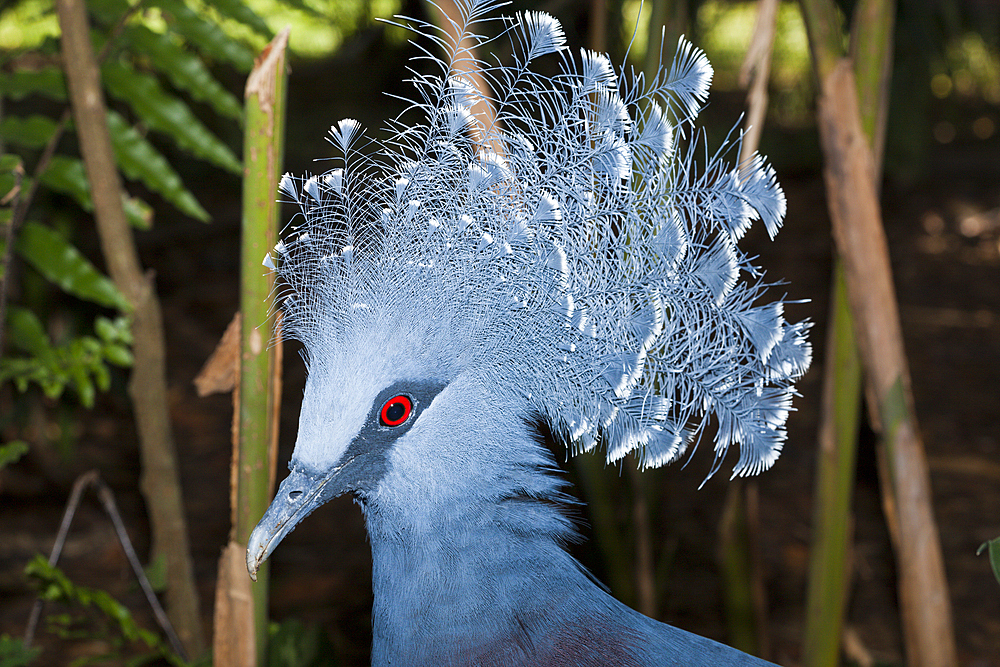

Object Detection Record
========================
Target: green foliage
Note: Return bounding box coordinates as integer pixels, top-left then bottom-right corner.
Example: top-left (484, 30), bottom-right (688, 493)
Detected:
top-left (0, 634), bottom-right (40, 667)
top-left (0, 115), bottom-right (59, 148)
top-left (226, 0), bottom-right (401, 57)
top-left (101, 59), bottom-right (242, 175)
top-left (1, 307), bottom-right (132, 407)
top-left (0, 441), bottom-right (30, 469)
top-left (151, 0), bottom-right (261, 72)
top-left (24, 556), bottom-right (189, 667)
top-left (268, 619), bottom-right (340, 667)
top-left (0, 68), bottom-right (66, 102)
top-left (0, 154), bottom-right (23, 230)
top-left (0, 0), bottom-right (265, 423)
top-left (978, 537), bottom-right (1000, 586)
top-left (104, 110), bottom-right (211, 222)
top-left (116, 23), bottom-right (244, 120)
top-left (0, 162), bottom-right (134, 406)
top-left (0, 0), bottom-right (264, 234)
top-left (14, 221), bottom-right (130, 311)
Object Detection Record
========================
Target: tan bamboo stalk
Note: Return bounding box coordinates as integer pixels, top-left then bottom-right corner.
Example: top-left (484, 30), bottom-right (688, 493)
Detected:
top-left (55, 0), bottom-right (205, 656)
top-left (738, 0), bottom-right (779, 166)
top-left (817, 58), bottom-right (956, 667)
top-left (800, 0), bottom-right (958, 664)
top-left (802, 0), bottom-right (891, 663)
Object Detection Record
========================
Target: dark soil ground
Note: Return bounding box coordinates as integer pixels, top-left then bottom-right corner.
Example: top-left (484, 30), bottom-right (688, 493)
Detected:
top-left (2, 13), bottom-right (998, 667)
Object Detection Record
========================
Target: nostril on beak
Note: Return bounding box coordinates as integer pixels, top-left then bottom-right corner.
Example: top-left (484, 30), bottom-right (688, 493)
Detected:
top-left (289, 490), bottom-right (302, 501)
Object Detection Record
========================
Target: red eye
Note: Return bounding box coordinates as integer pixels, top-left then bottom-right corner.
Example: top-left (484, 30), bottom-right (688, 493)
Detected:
top-left (380, 395), bottom-right (412, 426)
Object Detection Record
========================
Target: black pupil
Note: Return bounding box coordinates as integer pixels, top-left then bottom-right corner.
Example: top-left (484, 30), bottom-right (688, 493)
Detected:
top-left (385, 401), bottom-right (406, 424)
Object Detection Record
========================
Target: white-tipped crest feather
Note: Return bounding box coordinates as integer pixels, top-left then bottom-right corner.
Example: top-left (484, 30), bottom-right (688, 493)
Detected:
top-left (270, 1), bottom-right (810, 479)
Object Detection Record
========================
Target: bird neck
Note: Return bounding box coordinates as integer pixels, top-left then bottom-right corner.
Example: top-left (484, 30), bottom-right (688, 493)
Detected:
top-left (361, 463), bottom-right (642, 665)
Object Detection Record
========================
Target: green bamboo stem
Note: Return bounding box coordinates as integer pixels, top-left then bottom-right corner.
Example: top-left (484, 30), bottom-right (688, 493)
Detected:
top-left (237, 28), bottom-right (289, 664)
top-left (800, 2), bottom-right (883, 665)
top-left (799, 1), bottom-right (958, 665)
top-left (802, 260), bottom-right (861, 667)
top-left (719, 481), bottom-right (756, 655)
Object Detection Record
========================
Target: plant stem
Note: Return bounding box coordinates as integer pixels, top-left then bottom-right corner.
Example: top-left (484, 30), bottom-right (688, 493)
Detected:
top-left (56, 0), bottom-right (204, 655)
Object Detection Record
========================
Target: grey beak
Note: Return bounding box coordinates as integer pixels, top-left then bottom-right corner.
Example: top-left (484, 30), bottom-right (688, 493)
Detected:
top-left (246, 466), bottom-right (339, 581)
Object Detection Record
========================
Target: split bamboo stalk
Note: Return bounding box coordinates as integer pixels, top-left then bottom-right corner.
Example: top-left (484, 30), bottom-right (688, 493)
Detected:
top-left (214, 28), bottom-right (289, 667)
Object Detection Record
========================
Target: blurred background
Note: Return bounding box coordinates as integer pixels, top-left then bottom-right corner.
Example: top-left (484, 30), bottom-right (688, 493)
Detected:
top-left (1, 0), bottom-right (998, 665)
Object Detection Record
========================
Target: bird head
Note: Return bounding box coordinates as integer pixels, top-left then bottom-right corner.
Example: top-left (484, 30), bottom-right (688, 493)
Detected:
top-left (246, 275), bottom-right (564, 579)
top-left (247, 4), bottom-right (812, 580)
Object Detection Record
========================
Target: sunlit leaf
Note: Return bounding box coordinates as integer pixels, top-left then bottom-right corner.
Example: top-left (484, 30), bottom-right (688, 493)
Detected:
top-left (156, 0), bottom-right (256, 72)
top-left (95, 315), bottom-right (132, 345)
top-left (106, 110), bottom-right (210, 221)
top-left (102, 59), bottom-right (241, 174)
top-left (209, 0), bottom-right (274, 40)
top-left (102, 343), bottom-right (134, 367)
top-left (121, 23), bottom-right (244, 121)
top-left (1, 308), bottom-right (131, 405)
top-left (16, 220), bottom-right (131, 311)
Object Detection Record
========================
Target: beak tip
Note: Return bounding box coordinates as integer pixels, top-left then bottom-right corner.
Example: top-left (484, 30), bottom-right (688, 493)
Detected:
top-left (246, 545), bottom-right (261, 581)
top-left (244, 466), bottom-right (336, 583)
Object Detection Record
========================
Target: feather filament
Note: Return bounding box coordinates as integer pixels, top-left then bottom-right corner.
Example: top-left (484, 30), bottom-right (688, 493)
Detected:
top-left (269, 3), bottom-right (811, 480)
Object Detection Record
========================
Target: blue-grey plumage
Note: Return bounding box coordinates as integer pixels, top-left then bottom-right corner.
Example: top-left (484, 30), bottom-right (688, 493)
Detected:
top-left (248, 1), bottom-right (809, 664)
top-left (250, 371), bottom-right (777, 665)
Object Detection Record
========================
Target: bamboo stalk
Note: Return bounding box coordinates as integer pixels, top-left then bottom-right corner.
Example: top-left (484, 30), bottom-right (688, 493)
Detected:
top-left (738, 0), bottom-right (778, 166)
top-left (55, 0), bottom-right (204, 656)
top-left (233, 27), bottom-right (289, 667)
top-left (236, 27), bottom-right (288, 552)
top-left (801, 0), bottom-right (892, 663)
top-left (801, 1), bottom-right (958, 664)
top-left (803, 260), bottom-right (862, 667)
top-left (797, 1), bottom-right (959, 665)
top-left (819, 60), bottom-right (957, 667)
top-left (815, 60), bottom-right (956, 667)
top-left (849, 0), bottom-right (895, 180)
